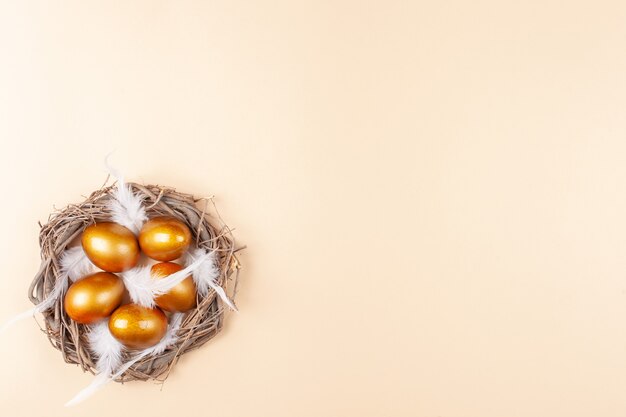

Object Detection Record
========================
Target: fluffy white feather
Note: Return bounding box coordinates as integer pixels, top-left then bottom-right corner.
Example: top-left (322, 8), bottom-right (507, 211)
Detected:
top-left (184, 247), bottom-right (219, 296)
top-left (185, 247), bottom-right (237, 311)
top-left (36, 246), bottom-right (94, 313)
top-left (66, 314), bottom-right (184, 406)
top-left (121, 252), bottom-right (214, 307)
top-left (88, 321), bottom-right (124, 374)
top-left (34, 276), bottom-right (68, 315)
top-left (105, 156), bottom-right (147, 234)
top-left (65, 322), bottom-right (124, 407)
top-left (0, 246), bottom-right (94, 334)
top-left (151, 252), bottom-right (214, 293)
top-left (60, 246), bottom-right (94, 282)
top-left (120, 266), bottom-right (158, 307)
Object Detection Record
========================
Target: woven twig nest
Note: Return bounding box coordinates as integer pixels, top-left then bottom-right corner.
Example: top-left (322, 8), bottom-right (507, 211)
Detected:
top-left (29, 182), bottom-right (241, 382)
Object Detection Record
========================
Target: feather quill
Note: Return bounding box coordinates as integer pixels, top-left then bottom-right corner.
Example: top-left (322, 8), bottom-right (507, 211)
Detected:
top-left (65, 322), bottom-right (124, 407)
top-left (0, 246), bottom-right (93, 335)
top-left (184, 247), bottom-right (237, 311)
top-left (105, 156), bottom-right (147, 234)
top-left (0, 308), bottom-right (37, 335)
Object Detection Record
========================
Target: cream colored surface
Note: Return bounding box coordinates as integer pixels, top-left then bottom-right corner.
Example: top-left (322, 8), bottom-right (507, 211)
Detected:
top-left (1, 1), bottom-right (626, 416)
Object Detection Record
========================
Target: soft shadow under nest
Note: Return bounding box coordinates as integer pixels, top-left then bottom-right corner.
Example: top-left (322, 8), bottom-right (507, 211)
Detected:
top-left (29, 183), bottom-right (241, 382)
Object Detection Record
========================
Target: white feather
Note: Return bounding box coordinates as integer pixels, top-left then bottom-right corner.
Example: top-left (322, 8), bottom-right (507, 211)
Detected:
top-left (0, 247), bottom-right (94, 334)
top-left (65, 322), bottom-right (124, 407)
top-left (88, 321), bottom-right (124, 374)
top-left (0, 308), bottom-right (36, 335)
top-left (65, 372), bottom-right (110, 407)
top-left (66, 314), bottom-right (184, 406)
top-left (121, 252), bottom-right (214, 307)
top-left (120, 266), bottom-right (158, 307)
top-left (184, 247), bottom-right (219, 296)
top-left (60, 246), bottom-right (94, 282)
top-left (150, 252), bottom-right (213, 294)
top-left (36, 246), bottom-right (94, 313)
top-left (184, 247), bottom-right (237, 311)
top-left (105, 156), bottom-right (147, 234)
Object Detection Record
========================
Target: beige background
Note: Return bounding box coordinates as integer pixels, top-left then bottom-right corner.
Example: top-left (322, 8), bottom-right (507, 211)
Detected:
top-left (1, 1), bottom-right (626, 416)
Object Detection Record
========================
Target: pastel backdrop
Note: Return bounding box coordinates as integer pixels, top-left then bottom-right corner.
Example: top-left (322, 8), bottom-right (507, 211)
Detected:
top-left (1, 1), bottom-right (626, 416)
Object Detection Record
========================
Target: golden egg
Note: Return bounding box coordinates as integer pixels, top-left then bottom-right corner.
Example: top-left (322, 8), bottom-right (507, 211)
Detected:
top-left (64, 272), bottom-right (125, 324)
top-left (81, 222), bottom-right (140, 272)
top-left (151, 262), bottom-right (197, 312)
top-left (108, 304), bottom-right (168, 349)
top-left (138, 217), bottom-right (192, 261)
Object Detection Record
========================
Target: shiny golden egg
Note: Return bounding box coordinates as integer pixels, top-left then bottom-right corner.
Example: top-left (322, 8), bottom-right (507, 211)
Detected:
top-left (81, 222), bottom-right (140, 272)
top-left (138, 217), bottom-right (192, 261)
top-left (108, 304), bottom-right (168, 349)
top-left (151, 262), bottom-right (197, 312)
top-left (64, 272), bottom-right (125, 324)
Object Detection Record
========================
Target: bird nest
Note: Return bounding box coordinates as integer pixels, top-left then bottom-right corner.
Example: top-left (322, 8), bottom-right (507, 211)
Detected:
top-left (28, 182), bottom-right (241, 382)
